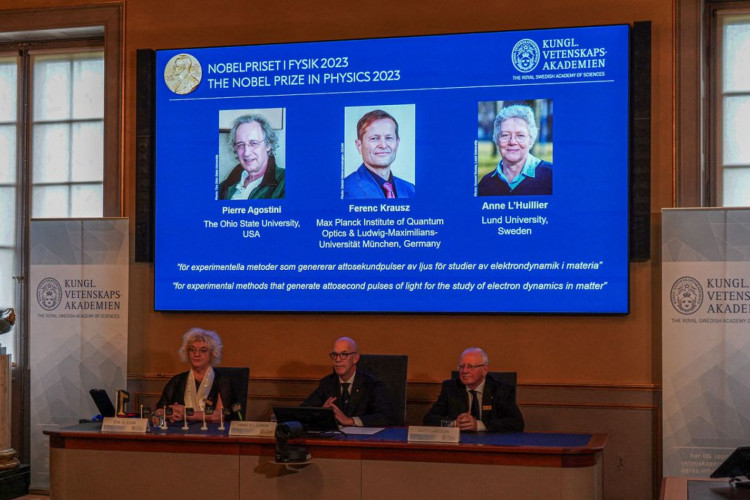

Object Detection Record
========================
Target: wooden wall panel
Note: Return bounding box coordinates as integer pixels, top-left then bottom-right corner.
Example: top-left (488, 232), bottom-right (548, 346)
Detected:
top-left (0, 0), bottom-right (672, 383)
top-left (107, 0), bottom-right (672, 387)
top-left (1, 0), bottom-right (675, 496)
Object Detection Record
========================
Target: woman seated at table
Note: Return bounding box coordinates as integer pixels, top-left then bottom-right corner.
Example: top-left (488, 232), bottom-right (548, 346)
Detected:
top-left (155, 327), bottom-right (236, 423)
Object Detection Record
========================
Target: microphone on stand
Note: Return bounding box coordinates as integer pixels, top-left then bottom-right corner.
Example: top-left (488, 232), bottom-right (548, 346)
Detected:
top-left (202, 401), bottom-right (214, 431)
top-left (183, 407), bottom-right (194, 430)
top-left (219, 407), bottom-right (231, 430)
top-left (231, 402), bottom-right (243, 421)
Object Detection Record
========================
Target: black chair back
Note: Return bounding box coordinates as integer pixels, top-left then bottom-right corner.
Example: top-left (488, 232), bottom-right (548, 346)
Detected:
top-left (215, 367), bottom-right (250, 417)
top-left (450, 371), bottom-right (517, 403)
top-left (357, 354), bottom-right (408, 426)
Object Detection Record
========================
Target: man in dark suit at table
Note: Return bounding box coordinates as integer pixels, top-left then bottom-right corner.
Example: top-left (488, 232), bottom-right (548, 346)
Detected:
top-left (301, 336), bottom-right (391, 427)
top-left (423, 347), bottom-right (524, 432)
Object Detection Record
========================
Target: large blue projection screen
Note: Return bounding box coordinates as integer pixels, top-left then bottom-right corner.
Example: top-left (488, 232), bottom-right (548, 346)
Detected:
top-left (155, 25), bottom-right (630, 313)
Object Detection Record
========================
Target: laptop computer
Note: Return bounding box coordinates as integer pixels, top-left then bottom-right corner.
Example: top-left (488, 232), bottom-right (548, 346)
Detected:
top-left (89, 388), bottom-right (116, 418)
top-left (711, 447), bottom-right (750, 484)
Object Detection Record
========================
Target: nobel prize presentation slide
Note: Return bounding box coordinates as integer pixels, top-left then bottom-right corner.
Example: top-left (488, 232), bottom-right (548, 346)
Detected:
top-left (154, 25), bottom-right (630, 313)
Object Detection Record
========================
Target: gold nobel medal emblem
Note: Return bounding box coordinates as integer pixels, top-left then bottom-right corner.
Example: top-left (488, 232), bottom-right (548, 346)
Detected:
top-left (164, 53), bottom-right (202, 95)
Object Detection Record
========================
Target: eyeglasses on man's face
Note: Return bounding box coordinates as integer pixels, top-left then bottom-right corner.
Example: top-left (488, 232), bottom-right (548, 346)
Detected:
top-left (233, 139), bottom-right (266, 152)
top-left (329, 351), bottom-right (357, 360)
top-left (457, 363), bottom-right (486, 371)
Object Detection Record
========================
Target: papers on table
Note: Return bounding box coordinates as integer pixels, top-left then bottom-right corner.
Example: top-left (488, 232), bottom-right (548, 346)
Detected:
top-left (340, 426), bottom-right (384, 435)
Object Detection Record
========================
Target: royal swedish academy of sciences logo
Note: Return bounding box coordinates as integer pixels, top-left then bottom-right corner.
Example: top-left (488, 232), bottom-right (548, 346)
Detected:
top-left (670, 276), bottom-right (703, 315)
top-left (511, 39), bottom-right (541, 73)
top-left (36, 278), bottom-right (63, 311)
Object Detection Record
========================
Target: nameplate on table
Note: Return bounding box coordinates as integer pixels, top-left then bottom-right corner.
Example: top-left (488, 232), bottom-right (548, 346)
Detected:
top-left (101, 417), bottom-right (149, 434)
top-left (229, 421), bottom-right (276, 437)
top-left (407, 426), bottom-right (460, 443)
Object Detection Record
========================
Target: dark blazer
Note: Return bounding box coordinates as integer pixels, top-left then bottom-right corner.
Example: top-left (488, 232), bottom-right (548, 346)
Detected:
top-left (423, 374), bottom-right (524, 432)
top-left (218, 156), bottom-right (285, 200)
top-left (301, 369), bottom-right (391, 427)
top-left (343, 164), bottom-right (415, 199)
top-left (478, 161), bottom-right (553, 196)
top-left (155, 369), bottom-right (238, 419)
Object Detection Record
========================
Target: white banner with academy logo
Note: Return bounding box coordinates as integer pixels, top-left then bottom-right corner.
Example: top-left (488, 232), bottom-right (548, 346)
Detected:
top-left (662, 208), bottom-right (750, 477)
top-left (28, 219), bottom-right (128, 490)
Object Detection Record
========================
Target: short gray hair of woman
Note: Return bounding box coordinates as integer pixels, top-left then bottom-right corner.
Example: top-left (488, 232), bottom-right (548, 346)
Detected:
top-left (492, 105), bottom-right (539, 147)
top-left (228, 114), bottom-right (279, 158)
top-left (178, 327), bottom-right (223, 366)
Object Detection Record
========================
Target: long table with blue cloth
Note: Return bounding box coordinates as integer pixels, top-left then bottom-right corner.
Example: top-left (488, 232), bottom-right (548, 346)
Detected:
top-left (45, 422), bottom-right (606, 499)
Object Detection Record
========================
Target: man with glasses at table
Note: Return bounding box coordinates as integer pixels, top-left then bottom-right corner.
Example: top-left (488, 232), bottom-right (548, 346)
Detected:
top-left (219, 113), bottom-right (285, 199)
top-left (301, 337), bottom-right (391, 427)
top-left (423, 347), bottom-right (524, 432)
